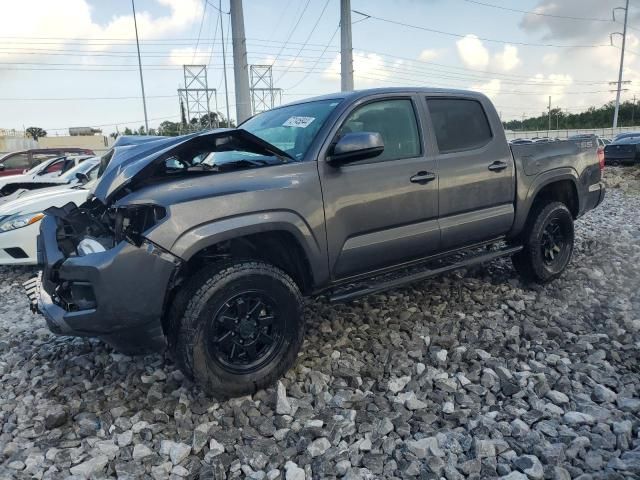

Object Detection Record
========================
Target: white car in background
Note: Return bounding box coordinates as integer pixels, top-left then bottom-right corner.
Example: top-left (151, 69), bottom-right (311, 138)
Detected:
top-left (0, 155), bottom-right (94, 196)
top-left (0, 167), bottom-right (99, 265)
top-left (0, 157), bottom-right (100, 207)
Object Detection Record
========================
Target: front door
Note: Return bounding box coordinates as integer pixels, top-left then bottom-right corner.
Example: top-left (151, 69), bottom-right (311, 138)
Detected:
top-left (426, 96), bottom-right (515, 249)
top-left (319, 95), bottom-right (440, 279)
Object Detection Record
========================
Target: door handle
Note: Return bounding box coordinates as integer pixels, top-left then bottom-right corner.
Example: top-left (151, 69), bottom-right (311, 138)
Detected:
top-left (410, 171), bottom-right (436, 184)
top-left (488, 161), bottom-right (508, 172)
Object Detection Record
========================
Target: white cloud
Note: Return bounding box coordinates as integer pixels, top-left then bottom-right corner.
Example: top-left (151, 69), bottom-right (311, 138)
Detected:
top-left (456, 34), bottom-right (489, 69)
top-left (528, 73), bottom-right (574, 103)
top-left (542, 53), bottom-right (559, 67)
top-left (324, 52), bottom-right (393, 84)
top-left (0, 0), bottom-right (203, 61)
top-left (418, 49), bottom-right (441, 62)
top-left (494, 45), bottom-right (521, 72)
top-left (470, 79), bottom-right (502, 101)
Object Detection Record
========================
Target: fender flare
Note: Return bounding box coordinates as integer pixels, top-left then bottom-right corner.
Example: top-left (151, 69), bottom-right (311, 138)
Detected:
top-left (170, 210), bottom-right (328, 285)
top-left (511, 168), bottom-right (580, 236)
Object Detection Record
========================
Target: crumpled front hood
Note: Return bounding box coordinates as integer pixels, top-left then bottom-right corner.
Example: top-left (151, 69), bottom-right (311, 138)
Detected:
top-left (92, 128), bottom-right (290, 204)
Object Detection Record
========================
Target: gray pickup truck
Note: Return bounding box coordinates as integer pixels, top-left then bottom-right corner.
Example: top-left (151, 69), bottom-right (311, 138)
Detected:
top-left (25, 88), bottom-right (605, 397)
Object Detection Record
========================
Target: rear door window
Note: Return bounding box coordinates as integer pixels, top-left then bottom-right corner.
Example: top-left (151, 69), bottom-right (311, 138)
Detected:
top-left (427, 98), bottom-right (493, 154)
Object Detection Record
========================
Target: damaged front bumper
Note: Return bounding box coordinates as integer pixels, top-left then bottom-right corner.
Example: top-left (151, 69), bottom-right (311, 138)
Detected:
top-left (28, 214), bottom-right (181, 353)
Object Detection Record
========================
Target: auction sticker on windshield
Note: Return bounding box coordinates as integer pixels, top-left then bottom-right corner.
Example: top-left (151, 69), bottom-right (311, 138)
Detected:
top-left (283, 116), bottom-right (315, 128)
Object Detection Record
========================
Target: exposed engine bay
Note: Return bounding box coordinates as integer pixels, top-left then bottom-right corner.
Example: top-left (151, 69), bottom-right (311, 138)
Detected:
top-left (44, 200), bottom-right (167, 258)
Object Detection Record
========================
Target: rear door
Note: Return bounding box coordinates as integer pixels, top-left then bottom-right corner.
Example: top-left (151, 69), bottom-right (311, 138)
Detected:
top-left (319, 94), bottom-right (440, 279)
top-left (425, 96), bottom-right (515, 249)
top-left (0, 152), bottom-right (31, 176)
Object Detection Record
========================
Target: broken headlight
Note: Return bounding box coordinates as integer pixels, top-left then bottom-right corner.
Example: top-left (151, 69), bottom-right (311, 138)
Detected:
top-left (113, 204), bottom-right (166, 246)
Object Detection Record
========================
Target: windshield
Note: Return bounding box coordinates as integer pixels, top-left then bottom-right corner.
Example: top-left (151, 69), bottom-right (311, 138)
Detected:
top-left (239, 98), bottom-right (342, 161)
top-left (60, 158), bottom-right (99, 182)
top-left (23, 156), bottom-right (62, 175)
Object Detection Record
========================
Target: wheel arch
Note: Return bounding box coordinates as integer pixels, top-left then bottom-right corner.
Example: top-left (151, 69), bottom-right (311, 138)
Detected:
top-left (170, 211), bottom-right (327, 291)
top-left (511, 170), bottom-right (580, 237)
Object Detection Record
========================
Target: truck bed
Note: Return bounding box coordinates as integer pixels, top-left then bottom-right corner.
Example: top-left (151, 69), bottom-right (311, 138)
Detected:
top-left (510, 137), bottom-right (599, 177)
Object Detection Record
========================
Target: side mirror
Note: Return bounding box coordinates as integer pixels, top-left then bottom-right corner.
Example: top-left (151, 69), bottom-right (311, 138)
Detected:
top-left (75, 172), bottom-right (90, 183)
top-left (328, 131), bottom-right (384, 165)
top-left (0, 164), bottom-right (5, 171)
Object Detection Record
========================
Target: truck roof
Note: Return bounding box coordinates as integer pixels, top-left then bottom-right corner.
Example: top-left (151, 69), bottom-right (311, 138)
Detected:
top-left (281, 87), bottom-right (489, 107)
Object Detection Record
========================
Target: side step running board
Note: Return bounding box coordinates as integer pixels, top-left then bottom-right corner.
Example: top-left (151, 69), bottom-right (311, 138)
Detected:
top-left (328, 245), bottom-right (522, 303)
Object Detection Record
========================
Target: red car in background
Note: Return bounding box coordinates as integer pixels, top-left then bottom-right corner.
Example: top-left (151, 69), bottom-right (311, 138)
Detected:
top-left (0, 148), bottom-right (94, 176)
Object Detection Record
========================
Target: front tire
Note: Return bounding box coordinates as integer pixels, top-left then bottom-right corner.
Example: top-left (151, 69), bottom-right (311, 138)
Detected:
top-left (512, 201), bottom-right (574, 283)
top-left (171, 261), bottom-right (304, 398)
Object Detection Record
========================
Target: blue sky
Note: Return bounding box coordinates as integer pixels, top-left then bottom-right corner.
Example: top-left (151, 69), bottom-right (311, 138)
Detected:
top-left (0, 0), bottom-right (637, 134)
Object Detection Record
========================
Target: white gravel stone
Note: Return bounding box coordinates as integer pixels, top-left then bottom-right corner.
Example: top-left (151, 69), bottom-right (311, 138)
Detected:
top-left (276, 381), bottom-right (292, 415)
top-left (69, 455), bottom-right (109, 478)
top-left (545, 390), bottom-right (570, 404)
top-left (563, 411), bottom-right (596, 425)
top-left (387, 375), bottom-right (411, 393)
top-left (133, 443), bottom-right (153, 460)
top-left (307, 437), bottom-right (331, 457)
top-left (284, 461), bottom-right (305, 480)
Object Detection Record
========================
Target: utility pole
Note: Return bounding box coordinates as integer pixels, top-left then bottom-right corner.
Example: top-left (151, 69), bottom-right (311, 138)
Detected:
top-left (613, 0), bottom-right (629, 128)
top-left (547, 96), bottom-right (551, 136)
top-left (219, 0), bottom-right (231, 126)
top-left (340, 0), bottom-right (354, 91)
top-left (230, 0), bottom-right (251, 123)
top-left (131, 0), bottom-right (149, 134)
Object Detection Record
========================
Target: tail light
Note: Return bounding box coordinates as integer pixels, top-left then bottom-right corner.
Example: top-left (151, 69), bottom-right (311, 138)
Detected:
top-left (597, 146), bottom-right (605, 171)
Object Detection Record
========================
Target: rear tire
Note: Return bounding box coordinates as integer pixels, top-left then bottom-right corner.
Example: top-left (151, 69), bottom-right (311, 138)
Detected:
top-left (512, 201), bottom-right (574, 284)
top-left (170, 261), bottom-right (304, 398)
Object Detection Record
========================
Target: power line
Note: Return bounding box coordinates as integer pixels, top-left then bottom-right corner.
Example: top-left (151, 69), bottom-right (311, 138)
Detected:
top-left (284, 23), bottom-right (340, 90)
top-left (206, 0), bottom-right (221, 68)
top-left (192, 0), bottom-right (209, 62)
top-left (269, 0), bottom-right (312, 68)
top-left (0, 36), bottom-right (343, 49)
top-left (352, 10), bottom-right (613, 48)
top-left (355, 48), bottom-right (613, 85)
top-left (460, 0), bottom-right (612, 22)
top-left (275, 0), bottom-right (331, 82)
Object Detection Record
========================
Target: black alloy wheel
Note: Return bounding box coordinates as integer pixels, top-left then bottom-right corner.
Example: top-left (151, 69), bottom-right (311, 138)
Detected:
top-left (512, 201), bottom-right (574, 283)
top-left (170, 261), bottom-right (304, 398)
top-left (207, 292), bottom-right (284, 374)
top-left (540, 218), bottom-right (569, 266)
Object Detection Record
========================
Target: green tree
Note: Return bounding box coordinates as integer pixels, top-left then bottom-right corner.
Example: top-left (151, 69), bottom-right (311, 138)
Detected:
top-left (217, 112), bottom-right (235, 128)
top-left (123, 127), bottom-right (134, 135)
top-left (504, 100), bottom-right (640, 131)
top-left (157, 121), bottom-right (181, 136)
top-left (26, 126), bottom-right (47, 140)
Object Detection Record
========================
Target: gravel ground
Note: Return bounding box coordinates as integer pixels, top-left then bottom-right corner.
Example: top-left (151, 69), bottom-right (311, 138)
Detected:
top-left (1, 169), bottom-right (639, 480)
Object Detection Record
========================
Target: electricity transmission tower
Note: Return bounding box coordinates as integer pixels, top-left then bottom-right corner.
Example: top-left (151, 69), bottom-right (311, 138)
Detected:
top-left (177, 65), bottom-right (218, 131)
top-left (250, 65), bottom-right (282, 114)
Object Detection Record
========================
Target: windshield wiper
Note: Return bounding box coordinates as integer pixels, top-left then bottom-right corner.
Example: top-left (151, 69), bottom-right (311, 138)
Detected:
top-left (212, 159), bottom-right (271, 171)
